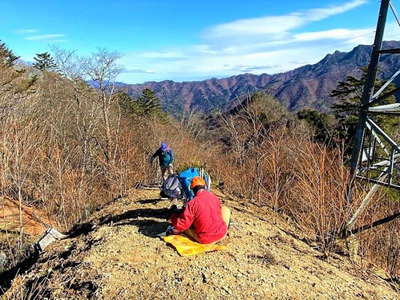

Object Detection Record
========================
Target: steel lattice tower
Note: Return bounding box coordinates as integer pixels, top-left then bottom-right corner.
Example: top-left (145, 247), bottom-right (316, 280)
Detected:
top-left (345, 0), bottom-right (400, 235)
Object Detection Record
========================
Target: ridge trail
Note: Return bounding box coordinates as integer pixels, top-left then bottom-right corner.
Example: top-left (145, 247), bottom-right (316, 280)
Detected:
top-left (4, 188), bottom-right (399, 299)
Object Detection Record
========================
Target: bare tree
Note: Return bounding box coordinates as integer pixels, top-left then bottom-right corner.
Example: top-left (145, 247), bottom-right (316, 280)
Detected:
top-left (81, 49), bottom-right (122, 164)
top-left (50, 46), bottom-right (83, 79)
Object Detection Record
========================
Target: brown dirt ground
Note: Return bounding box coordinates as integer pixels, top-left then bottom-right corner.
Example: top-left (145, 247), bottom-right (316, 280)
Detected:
top-left (4, 188), bottom-right (400, 299)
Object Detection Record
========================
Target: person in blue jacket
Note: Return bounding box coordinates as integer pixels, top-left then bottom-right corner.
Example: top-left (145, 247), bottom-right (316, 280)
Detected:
top-left (150, 142), bottom-right (174, 181)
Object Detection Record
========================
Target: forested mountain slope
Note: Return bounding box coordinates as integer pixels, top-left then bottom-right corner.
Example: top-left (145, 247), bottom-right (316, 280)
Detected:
top-left (122, 41), bottom-right (400, 115)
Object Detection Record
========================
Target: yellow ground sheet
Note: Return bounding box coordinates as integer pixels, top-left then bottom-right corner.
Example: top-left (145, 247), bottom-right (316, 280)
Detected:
top-left (163, 234), bottom-right (227, 257)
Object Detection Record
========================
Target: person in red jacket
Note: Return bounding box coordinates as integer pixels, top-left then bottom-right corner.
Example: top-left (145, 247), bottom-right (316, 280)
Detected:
top-left (169, 176), bottom-right (231, 244)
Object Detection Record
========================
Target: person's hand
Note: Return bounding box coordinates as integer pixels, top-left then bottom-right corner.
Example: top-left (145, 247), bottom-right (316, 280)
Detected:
top-left (171, 228), bottom-right (180, 235)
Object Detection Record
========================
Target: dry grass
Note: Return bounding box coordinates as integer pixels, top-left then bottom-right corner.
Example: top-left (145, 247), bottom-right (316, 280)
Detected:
top-left (0, 64), bottom-right (155, 274)
top-left (209, 118), bottom-right (400, 278)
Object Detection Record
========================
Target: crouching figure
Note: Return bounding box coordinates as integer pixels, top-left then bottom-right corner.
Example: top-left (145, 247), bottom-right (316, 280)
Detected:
top-left (168, 176), bottom-right (231, 244)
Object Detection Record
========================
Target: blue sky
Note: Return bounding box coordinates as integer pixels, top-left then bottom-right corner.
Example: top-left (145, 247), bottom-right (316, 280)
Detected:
top-left (1, 0), bottom-right (400, 83)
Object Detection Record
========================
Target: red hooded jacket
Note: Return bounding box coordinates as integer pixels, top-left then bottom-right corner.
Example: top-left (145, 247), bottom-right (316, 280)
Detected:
top-left (170, 190), bottom-right (227, 244)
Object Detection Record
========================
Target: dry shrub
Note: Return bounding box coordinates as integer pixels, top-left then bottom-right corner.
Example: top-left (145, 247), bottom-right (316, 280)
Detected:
top-left (357, 193), bottom-right (400, 279)
top-left (0, 69), bottom-right (156, 232)
top-left (0, 65), bottom-right (210, 235)
top-left (283, 137), bottom-right (353, 249)
top-left (258, 128), bottom-right (297, 210)
top-left (211, 118), bottom-right (400, 276)
top-left (210, 126), bottom-right (357, 248)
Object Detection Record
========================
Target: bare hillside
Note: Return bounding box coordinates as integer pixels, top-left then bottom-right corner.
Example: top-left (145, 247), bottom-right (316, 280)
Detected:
top-left (4, 189), bottom-right (399, 299)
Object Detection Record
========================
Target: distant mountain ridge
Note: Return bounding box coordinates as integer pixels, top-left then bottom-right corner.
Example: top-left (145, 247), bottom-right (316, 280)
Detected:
top-left (120, 41), bottom-right (400, 115)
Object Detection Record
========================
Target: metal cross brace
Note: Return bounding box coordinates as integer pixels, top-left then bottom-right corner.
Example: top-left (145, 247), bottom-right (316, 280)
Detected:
top-left (345, 0), bottom-right (400, 234)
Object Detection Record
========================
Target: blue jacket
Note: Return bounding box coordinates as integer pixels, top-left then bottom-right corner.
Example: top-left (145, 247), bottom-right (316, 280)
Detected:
top-left (151, 147), bottom-right (174, 167)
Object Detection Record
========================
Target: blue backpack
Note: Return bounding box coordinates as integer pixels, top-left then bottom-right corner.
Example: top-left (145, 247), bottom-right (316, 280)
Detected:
top-left (178, 168), bottom-right (211, 201)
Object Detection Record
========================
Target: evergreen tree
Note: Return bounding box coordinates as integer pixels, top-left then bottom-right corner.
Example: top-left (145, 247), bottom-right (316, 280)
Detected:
top-left (117, 90), bottom-right (167, 121)
top-left (117, 92), bottom-right (145, 117)
top-left (0, 41), bottom-right (19, 67)
top-left (33, 52), bottom-right (56, 71)
top-left (138, 88), bottom-right (163, 116)
top-left (330, 68), bottom-right (399, 152)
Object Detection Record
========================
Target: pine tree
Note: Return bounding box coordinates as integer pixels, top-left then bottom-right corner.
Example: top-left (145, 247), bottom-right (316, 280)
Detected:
top-left (117, 92), bottom-right (145, 117)
top-left (33, 52), bottom-right (56, 71)
top-left (117, 90), bottom-right (167, 121)
top-left (0, 41), bottom-right (19, 67)
top-left (138, 88), bottom-right (162, 115)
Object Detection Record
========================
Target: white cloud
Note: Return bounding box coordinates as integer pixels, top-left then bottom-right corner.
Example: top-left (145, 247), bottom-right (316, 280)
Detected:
top-left (294, 28), bottom-right (373, 42)
top-left (15, 29), bottom-right (38, 34)
top-left (203, 0), bottom-right (367, 40)
top-left (25, 34), bottom-right (65, 41)
top-left (120, 0), bottom-right (373, 83)
top-left (122, 68), bottom-right (155, 74)
top-left (304, 0), bottom-right (367, 21)
top-left (120, 44), bottom-right (337, 83)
